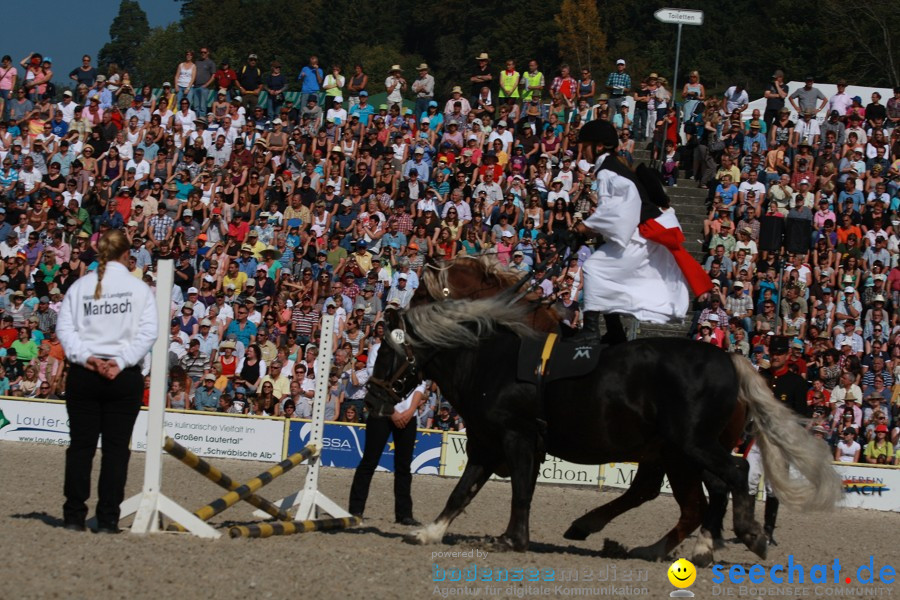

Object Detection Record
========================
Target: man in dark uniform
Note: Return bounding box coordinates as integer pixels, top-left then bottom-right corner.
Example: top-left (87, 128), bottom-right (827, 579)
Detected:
top-left (750, 335), bottom-right (810, 545)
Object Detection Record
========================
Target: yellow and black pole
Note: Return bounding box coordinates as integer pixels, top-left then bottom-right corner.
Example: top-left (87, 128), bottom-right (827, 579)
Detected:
top-left (162, 437), bottom-right (292, 531)
top-left (167, 443), bottom-right (318, 531)
top-left (229, 516), bottom-right (361, 539)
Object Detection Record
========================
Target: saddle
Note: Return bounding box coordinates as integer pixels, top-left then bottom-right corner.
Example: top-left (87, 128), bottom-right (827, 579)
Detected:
top-left (517, 332), bottom-right (605, 386)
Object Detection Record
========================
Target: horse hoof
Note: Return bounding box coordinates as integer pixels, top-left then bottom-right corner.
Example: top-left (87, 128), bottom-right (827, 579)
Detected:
top-left (487, 535), bottom-right (526, 552)
top-left (742, 532), bottom-right (768, 560)
top-left (404, 521), bottom-right (448, 545)
top-left (692, 551), bottom-right (714, 568)
top-left (403, 531), bottom-right (429, 545)
top-left (563, 525), bottom-right (589, 541)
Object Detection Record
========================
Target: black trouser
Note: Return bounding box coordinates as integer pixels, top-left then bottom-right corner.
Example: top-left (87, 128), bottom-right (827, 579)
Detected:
top-left (63, 364), bottom-right (142, 527)
top-left (348, 415), bottom-right (417, 520)
top-left (763, 108), bottom-right (780, 134)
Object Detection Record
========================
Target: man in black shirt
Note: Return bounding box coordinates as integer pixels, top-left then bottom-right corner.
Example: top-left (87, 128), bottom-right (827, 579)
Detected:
top-left (347, 164), bottom-right (374, 197)
top-left (763, 70), bottom-right (788, 131)
top-left (865, 92), bottom-right (887, 130)
top-left (174, 253), bottom-right (196, 297)
top-left (237, 54), bottom-right (263, 113)
top-left (469, 53), bottom-right (494, 103)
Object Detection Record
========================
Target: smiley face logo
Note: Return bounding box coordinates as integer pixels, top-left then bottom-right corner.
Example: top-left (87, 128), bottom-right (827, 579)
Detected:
top-left (668, 558), bottom-right (696, 589)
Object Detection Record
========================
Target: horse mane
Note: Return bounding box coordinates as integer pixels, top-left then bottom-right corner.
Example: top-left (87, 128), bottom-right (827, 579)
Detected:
top-left (402, 296), bottom-right (536, 349)
top-left (422, 255), bottom-right (520, 301)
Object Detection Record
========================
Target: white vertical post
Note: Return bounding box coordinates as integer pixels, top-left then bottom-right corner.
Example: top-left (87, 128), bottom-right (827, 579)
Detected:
top-left (130, 260), bottom-right (174, 530)
top-left (118, 260), bottom-right (220, 538)
top-left (254, 312), bottom-right (351, 521)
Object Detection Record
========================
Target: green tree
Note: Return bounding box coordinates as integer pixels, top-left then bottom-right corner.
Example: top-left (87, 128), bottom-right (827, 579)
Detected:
top-left (555, 0), bottom-right (607, 73)
top-left (98, 0), bottom-right (151, 79)
top-left (134, 24), bottom-right (187, 89)
top-left (821, 0), bottom-right (900, 87)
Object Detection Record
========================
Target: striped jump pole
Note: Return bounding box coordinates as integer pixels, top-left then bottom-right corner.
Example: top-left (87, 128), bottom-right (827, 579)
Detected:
top-left (229, 516), bottom-right (361, 539)
top-left (162, 437), bottom-right (291, 531)
top-left (187, 444), bottom-right (319, 524)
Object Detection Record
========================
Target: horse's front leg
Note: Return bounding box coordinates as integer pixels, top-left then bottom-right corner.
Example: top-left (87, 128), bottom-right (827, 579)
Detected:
top-left (405, 458), bottom-right (493, 545)
top-left (493, 429), bottom-right (540, 552)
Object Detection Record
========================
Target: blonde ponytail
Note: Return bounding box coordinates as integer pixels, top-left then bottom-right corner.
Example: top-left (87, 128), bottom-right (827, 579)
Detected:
top-left (93, 257), bottom-right (108, 299)
top-left (93, 229), bottom-right (131, 299)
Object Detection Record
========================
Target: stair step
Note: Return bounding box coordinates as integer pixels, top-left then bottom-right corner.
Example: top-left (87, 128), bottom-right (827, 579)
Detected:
top-left (636, 323), bottom-right (691, 339)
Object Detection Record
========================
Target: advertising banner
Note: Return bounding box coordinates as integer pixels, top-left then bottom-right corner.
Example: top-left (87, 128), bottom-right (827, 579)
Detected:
top-left (130, 409), bottom-right (284, 462)
top-left (835, 464), bottom-right (900, 512)
top-left (600, 462), bottom-right (672, 494)
top-left (0, 398), bottom-right (71, 447)
top-left (285, 420), bottom-right (443, 474)
top-left (4, 398), bottom-right (900, 512)
top-left (442, 432), bottom-right (601, 486)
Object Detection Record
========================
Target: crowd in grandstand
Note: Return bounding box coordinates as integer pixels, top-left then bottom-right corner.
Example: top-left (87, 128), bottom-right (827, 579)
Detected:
top-left (0, 48), bottom-right (897, 463)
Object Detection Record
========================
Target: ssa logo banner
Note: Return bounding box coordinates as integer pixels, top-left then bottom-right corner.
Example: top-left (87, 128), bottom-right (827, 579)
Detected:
top-left (711, 555), bottom-right (895, 594)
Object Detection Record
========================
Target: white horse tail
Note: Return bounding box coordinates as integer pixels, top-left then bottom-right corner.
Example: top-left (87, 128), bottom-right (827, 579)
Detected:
top-left (731, 354), bottom-right (842, 511)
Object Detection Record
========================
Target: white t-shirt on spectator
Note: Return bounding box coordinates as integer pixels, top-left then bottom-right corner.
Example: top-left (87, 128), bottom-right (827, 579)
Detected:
top-left (325, 107), bottom-right (348, 126)
top-left (126, 158), bottom-right (150, 181)
top-left (487, 129), bottom-right (513, 151)
top-left (828, 93), bottom-right (852, 116)
top-left (739, 180), bottom-right (765, 199)
top-left (724, 86), bottom-right (749, 113)
top-left (174, 109), bottom-right (198, 133)
top-left (115, 141), bottom-right (133, 161)
top-left (56, 101), bottom-right (76, 123)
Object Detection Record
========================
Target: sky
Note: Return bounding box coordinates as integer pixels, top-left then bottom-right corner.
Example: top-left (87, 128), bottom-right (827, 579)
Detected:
top-left (3, 0), bottom-right (181, 83)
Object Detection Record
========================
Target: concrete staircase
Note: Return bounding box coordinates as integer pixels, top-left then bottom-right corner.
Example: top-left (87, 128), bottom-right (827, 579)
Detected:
top-left (629, 148), bottom-right (708, 339)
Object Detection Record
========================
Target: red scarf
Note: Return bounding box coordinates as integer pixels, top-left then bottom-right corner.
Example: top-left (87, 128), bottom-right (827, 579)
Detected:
top-left (638, 218), bottom-right (713, 297)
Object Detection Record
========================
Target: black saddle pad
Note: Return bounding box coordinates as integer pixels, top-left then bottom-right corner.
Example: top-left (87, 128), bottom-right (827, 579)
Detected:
top-left (517, 333), bottom-right (605, 386)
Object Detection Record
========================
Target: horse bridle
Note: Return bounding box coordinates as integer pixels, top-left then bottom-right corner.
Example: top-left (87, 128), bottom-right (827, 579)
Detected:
top-left (366, 316), bottom-right (423, 406)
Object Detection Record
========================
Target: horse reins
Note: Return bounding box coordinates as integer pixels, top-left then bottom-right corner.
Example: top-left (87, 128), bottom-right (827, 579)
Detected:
top-left (367, 317), bottom-right (426, 405)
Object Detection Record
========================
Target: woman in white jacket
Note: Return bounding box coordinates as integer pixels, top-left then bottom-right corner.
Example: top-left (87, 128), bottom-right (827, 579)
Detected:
top-left (56, 229), bottom-right (158, 533)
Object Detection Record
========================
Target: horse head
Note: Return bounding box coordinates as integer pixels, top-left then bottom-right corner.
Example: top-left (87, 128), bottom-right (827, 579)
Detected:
top-left (365, 308), bottom-right (422, 418)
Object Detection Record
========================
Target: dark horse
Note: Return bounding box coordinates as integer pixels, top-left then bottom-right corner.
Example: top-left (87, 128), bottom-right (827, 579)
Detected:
top-left (367, 297), bottom-right (840, 564)
top-left (412, 256), bottom-right (748, 560)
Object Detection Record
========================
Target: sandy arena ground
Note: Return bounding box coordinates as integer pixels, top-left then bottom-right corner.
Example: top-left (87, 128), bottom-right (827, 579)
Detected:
top-left (0, 441), bottom-right (894, 600)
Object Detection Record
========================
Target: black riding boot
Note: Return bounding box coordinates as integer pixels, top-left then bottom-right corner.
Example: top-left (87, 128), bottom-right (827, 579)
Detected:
top-left (601, 313), bottom-right (627, 345)
top-left (763, 495), bottom-right (779, 546)
top-left (572, 310), bottom-right (602, 344)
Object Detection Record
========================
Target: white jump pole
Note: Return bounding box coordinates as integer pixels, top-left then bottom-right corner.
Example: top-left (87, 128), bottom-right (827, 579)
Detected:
top-left (254, 312), bottom-right (351, 521)
top-left (118, 260), bottom-right (221, 538)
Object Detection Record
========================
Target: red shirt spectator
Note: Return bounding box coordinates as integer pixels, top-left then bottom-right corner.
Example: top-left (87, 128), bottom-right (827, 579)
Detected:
top-left (227, 219), bottom-right (249, 243)
top-left (0, 322), bottom-right (18, 348)
top-left (214, 66), bottom-right (238, 91)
